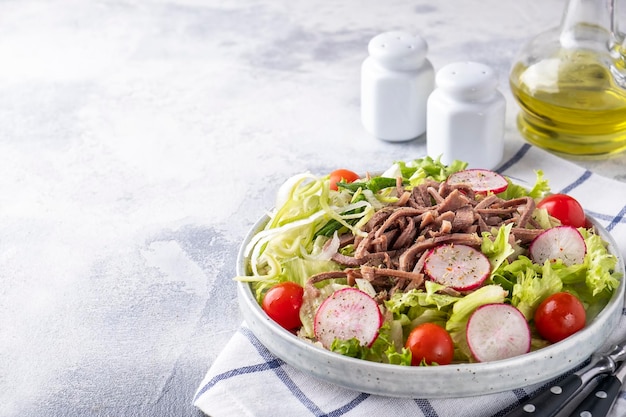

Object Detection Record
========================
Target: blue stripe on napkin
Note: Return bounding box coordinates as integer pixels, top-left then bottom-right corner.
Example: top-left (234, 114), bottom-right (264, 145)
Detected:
top-left (322, 394), bottom-right (370, 417)
top-left (560, 170), bottom-right (593, 194)
top-left (495, 142), bottom-right (532, 172)
top-left (194, 326), bottom-right (372, 417)
top-left (606, 205), bottom-right (626, 233)
top-left (242, 327), bottom-right (326, 414)
top-left (414, 399), bottom-right (438, 417)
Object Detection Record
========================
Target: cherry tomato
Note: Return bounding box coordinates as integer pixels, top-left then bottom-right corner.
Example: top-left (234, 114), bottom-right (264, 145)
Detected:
top-left (405, 323), bottom-right (454, 366)
top-left (262, 282), bottom-right (304, 331)
top-left (329, 169), bottom-right (360, 191)
top-left (534, 292), bottom-right (586, 343)
top-left (537, 194), bottom-right (586, 228)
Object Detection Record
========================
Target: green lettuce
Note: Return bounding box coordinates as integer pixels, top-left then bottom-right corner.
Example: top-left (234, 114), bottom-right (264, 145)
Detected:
top-left (580, 229), bottom-right (621, 297)
top-left (381, 157), bottom-right (467, 187)
top-left (481, 223), bottom-right (515, 277)
top-left (329, 322), bottom-right (412, 365)
top-left (503, 228), bottom-right (621, 320)
top-left (498, 170), bottom-right (550, 200)
top-left (386, 282), bottom-right (460, 315)
top-left (509, 257), bottom-right (564, 319)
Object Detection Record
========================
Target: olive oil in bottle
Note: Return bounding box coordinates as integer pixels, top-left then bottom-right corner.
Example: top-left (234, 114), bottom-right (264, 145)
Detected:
top-left (509, 0), bottom-right (626, 157)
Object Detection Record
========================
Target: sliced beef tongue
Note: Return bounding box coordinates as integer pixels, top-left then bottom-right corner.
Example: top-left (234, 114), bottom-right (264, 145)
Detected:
top-left (452, 206), bottom-right (475, 232)
top-left (316, 176), bottom-right (546, 302)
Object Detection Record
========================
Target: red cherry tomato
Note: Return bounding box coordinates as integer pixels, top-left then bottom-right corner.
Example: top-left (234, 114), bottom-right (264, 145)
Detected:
top-left (534, 292), bottom-right (586, 343)
top-left (537, 194), bottom-right (586, 228)
top-left (262, 282), bottom-right (304, 330)
top-left (405, 323), bottom-right (454, 366)
top-left (329, 169), bottom-right (360, 191)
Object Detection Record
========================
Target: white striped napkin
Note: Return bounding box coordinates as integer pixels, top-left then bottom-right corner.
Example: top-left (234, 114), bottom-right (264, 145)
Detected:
top-left (194, 144), bottom-right (626, 417)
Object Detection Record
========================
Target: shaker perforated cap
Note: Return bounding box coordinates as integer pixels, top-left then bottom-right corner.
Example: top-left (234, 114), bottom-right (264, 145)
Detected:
top-left (435, 61), bottom-right (498, 100)
top-left (367, 31), bottom-right (428, 71)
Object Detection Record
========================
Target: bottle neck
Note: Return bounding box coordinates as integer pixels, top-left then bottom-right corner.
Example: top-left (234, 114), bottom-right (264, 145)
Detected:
top-left (559, 0), bottom-right (617, 49)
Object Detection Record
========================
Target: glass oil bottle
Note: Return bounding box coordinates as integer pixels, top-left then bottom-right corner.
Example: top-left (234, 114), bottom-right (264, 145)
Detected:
top-left (509, 0), bottom-right (626, 157)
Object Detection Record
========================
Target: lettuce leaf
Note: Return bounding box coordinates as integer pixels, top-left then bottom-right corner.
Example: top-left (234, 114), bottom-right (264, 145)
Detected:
top-left (498, 170), bottom-right (550, 200)
top-left (386, 282), bottom-right (460, 315)
top-left (580, 228), bottom-right (622, 297)
top-left (481, 223), bottom-right (515, 277)
top-left (509, 257), bottom-right (564, 320)
top-left (382, 157), bottom-right (467, 187)
top-left (505, 227), bottom-right (621, 320)
top-left (329, 322), bottom-right (411, 365)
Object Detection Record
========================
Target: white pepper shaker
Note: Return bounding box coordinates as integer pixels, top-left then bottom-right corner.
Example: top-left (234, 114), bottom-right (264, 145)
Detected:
top-left (361, 31), bottom-right (434, 142)
top-left (426, 61), bottom-right (505, 169)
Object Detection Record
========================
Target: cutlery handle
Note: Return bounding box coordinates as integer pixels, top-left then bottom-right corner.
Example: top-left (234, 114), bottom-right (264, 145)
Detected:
top-left (502, 374), bottom-right (582, 417)
top-left (569, 375), bottom-right (621, 417)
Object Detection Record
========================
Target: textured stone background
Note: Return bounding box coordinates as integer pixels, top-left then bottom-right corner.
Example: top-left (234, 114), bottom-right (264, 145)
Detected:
top-left (1, 1), bottom-right (625, 416)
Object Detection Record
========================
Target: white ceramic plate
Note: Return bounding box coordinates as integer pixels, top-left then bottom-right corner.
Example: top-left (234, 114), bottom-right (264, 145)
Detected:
top-left (236, 215), bottom-right (625, 398)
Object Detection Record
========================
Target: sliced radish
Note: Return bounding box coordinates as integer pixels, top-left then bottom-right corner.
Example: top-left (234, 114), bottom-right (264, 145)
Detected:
top-left (314, 288), bottom-right (383, 349)
top-left (423, 244), bottom-right (491, 291)
top-left (529, 226), bottom-right (587, 267)
top-left (466, 303), bottom-right (531, 362)
top-left (447, 169), bottom-right (509, 194)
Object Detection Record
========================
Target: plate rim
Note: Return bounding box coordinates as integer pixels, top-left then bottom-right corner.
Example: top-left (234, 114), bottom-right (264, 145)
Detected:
top-left (236, 211), bottom-right (625, 398)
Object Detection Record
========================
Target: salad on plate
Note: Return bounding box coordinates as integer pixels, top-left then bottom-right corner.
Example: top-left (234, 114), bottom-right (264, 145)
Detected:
top-left (238, 158), bottom-right (621, 366)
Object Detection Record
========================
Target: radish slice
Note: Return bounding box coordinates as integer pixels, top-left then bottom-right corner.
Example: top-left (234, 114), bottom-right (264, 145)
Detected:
top-left (529, 226), bottom-right (587, 266)
top-left (447, 169), bottom-right (509, 194)
top-left (423, 244), bottom-right (491, 291)
top-left (314, 288), bottom-right (383, 349)
top-left (466, 303), bottom-right (531, 362)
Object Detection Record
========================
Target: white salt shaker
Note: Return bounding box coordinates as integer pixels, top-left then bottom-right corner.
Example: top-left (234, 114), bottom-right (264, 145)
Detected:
top-left (361, 31), bottom-right (435, 142)
top-left (426, 61), bottom-right (505, 169)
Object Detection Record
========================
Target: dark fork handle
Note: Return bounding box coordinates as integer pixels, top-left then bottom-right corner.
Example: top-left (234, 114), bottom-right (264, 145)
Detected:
top-left (569, 374), bottom-right (621, 417)
top-left (502, 374), bottom-right (583, 417)
top-left (502, 355), bottom-right (617, 417)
